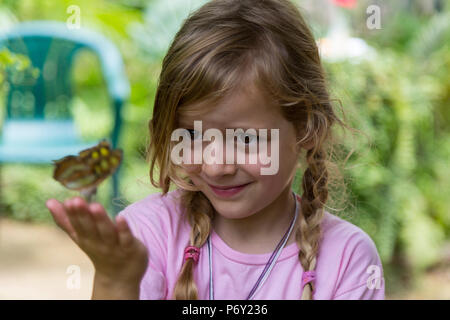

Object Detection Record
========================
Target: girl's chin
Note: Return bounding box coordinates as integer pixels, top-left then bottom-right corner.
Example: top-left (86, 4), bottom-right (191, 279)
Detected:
top-left (212, 208), bottom-right (254, 220)
top-left (208, 198), bottom-right (256, 216)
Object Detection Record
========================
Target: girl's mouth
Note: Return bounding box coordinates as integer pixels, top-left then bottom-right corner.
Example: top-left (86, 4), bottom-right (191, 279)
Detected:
top-left (208, 182), bottom-right (252, 198)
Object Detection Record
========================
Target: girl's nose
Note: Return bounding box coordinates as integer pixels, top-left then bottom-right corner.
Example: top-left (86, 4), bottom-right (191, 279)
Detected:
top-left (201, 161), bottom-right (237, 179)
top-left (201, 141), bottom-right (237, 178)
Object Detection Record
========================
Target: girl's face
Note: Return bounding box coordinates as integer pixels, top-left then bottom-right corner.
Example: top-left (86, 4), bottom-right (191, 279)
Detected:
top-left (177, 83), bottom-right (304, 219)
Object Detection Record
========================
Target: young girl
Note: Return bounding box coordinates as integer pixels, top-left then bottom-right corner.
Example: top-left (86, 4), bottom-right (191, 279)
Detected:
top-left (46, 0), bottom-right (384, 300)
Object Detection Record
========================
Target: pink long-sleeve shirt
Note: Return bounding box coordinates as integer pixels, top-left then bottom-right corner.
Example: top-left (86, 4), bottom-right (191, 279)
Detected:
top-left (117, 189), bottom-right (385, 300)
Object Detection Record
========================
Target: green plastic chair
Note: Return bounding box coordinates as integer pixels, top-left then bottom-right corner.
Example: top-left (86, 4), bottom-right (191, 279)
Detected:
top-left (0, 21), bottom-right (130, 215)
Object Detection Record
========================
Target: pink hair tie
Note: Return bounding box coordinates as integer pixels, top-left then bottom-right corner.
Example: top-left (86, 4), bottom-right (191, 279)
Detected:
top-left (302, 270), bottom-right (316, 288)
top-left (184, 246), bottom-right (200, 263)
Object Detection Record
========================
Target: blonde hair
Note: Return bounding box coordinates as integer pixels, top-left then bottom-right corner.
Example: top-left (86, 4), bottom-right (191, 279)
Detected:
top-left (147, 0), bottom-right (352, 300)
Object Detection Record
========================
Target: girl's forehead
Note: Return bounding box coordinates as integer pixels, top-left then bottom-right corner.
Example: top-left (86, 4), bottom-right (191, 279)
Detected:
top-left (177, 84), bottom-right (283, 129)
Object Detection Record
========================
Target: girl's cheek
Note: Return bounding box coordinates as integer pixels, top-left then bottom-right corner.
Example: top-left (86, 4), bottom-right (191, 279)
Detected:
top-left (239, 155), bottom-right (266, 177)
top-left (176, 144), bottom-right (201, 174)
top-left (181, 163), bottom-right (202, 174)
top-left (232, 142), bottom-right (278, 175)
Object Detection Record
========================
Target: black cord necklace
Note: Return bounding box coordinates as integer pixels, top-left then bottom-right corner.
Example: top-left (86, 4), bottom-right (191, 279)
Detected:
top-left (207, 191), bottom-right (299, 300)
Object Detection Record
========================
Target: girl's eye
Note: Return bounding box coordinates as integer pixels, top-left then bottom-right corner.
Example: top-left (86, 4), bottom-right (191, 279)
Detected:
top-left (237, 133), bottom-right (258, 145)
top-left (186, 129), bottom-right (201, 140)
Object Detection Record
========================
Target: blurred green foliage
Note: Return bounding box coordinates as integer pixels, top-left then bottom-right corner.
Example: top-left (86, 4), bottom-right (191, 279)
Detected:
top-left (0, 0), bottom-right (449, 296)
top-left (324, 9), bottom-right (450, 292)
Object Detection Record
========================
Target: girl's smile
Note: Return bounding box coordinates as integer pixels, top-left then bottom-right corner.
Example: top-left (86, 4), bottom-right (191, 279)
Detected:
top-left (208, 181), bottom-right (253, 198)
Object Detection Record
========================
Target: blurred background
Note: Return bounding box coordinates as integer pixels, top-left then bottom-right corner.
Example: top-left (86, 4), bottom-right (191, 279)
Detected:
top-left (0, 0), bottom-right (449, 299)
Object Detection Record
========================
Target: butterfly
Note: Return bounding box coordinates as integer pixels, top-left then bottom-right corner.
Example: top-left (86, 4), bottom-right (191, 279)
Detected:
top-left (52, 139), bottom-right (123, 202)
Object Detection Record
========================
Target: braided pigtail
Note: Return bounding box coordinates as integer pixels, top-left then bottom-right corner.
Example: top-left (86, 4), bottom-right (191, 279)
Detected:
top-left (172, 190), bottom-right (214, 299)
top-left (296, 147), bottom-right (329, 300)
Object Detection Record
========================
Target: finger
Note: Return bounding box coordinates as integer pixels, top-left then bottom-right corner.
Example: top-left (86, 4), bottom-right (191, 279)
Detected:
top-left (71, 197), bottom-right (102, 241)
top-left (116, 215), bottom-right (135, 249)
top-left (65, 197), bottom-right (101, 242)
top-left (89, 202), bottom-right (118, 246)
top-left (46, 198), bottom-right (78, 241)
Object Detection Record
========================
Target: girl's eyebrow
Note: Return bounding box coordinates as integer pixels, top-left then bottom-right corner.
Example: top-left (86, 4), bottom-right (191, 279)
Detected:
top-left (181, 126), bottom-right (273, 132)
top-left (178, 121), bottom-right (274, 131)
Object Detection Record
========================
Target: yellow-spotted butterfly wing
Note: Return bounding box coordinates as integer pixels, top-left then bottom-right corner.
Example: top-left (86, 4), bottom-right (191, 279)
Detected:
top-left (52, 139), bottom-right (123, 191)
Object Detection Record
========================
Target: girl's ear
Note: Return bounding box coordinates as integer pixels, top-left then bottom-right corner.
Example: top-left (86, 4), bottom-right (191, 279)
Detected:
top-left (303, 140), bottom-right (315, 150)
top-left (296, 128), bottom-right (315, 151)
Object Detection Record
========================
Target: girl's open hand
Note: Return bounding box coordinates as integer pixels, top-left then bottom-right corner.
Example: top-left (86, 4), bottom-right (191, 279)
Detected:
top-left (45, 196), bottom-right (149, 285)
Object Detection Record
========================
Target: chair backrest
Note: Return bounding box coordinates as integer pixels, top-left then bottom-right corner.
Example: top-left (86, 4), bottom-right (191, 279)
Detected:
top-left (0, 21), bottom-right (130, 120)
